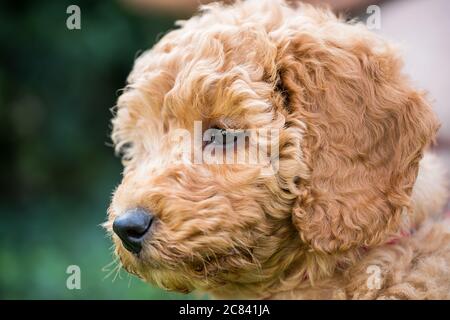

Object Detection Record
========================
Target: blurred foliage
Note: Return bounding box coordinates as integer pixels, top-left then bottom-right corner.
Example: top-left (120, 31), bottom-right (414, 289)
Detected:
top-left (0, 0), bottom-right (197, 299)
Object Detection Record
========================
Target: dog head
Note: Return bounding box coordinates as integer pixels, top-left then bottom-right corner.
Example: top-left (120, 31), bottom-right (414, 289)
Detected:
top-left (105, 0), bottom-right (438, 297)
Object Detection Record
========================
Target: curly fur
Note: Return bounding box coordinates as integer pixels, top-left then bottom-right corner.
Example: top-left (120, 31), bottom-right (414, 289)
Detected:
top-left (105, 0), bottom-right (450, 299)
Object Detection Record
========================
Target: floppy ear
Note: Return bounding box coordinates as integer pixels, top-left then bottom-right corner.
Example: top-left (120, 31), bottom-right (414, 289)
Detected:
top-left (276, 31), bottom-right (439, 253)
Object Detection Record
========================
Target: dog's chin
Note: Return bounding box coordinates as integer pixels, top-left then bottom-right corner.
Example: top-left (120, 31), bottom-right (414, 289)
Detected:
top-left (136, 266), bottom-right (198, 294)
top-left (115, 239), bottom-right (257, 294)
top-left (116, 249), bottom-right (201, 294)
top-left (121, 249), bottom-right (255, 296)
top-left (144, 272), bottom-right (195, 294)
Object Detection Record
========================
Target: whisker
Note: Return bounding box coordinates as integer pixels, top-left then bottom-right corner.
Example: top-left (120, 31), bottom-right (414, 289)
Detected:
top-left (128, 274), bottom-right (133, 288)
top-left (102, 256), bottom-right (119, 273)
top-left (112, 262), bottom-right (123, 282)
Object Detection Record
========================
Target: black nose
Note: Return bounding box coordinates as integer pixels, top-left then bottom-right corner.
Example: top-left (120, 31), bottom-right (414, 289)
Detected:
top-left (113, 208), bottom-right (153, 254)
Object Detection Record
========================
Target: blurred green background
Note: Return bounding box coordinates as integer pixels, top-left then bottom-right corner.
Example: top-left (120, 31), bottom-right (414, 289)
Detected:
top-left (0, 0), bottom-right (198, 299)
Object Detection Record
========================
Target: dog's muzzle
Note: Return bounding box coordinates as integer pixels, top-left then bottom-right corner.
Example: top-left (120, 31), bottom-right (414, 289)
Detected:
top-left (112, 208), bottom-right (153, 254)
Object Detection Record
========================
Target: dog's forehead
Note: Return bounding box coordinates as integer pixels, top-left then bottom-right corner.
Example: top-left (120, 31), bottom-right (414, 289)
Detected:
top-left (121, 0), bottom-right (343, 135)
top-left (123, 33), bottom-right (278, 131)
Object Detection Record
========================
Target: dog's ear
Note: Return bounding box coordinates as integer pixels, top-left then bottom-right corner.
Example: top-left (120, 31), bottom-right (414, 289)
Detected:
top-left (276, 31), bottom-right (439, 253)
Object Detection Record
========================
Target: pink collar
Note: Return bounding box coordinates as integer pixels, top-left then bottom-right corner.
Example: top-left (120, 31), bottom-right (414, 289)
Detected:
top-left (303, 210), bottom-right (450, 282)
top-left (384, 209), bottom-right (450, 246)
top-left (384, 230), bottom-right (412, 246)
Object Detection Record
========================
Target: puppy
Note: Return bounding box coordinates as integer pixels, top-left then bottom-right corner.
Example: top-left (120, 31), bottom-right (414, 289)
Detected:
top-left (105, 0), bottom-right (449, 299)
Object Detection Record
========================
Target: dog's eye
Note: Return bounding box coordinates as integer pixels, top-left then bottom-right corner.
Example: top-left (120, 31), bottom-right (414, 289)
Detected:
top-left (207, 127), bottom-right (243, 147)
